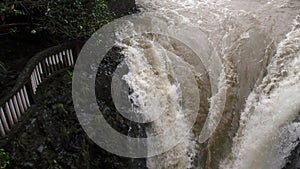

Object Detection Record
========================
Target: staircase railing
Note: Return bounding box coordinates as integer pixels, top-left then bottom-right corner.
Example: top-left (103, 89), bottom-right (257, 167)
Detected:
top-left (0, 41), bottom-right (82, 138)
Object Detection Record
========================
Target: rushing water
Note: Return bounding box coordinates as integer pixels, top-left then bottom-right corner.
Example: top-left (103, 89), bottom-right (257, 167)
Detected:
top-left (113, 0), bottom-right (300, 168)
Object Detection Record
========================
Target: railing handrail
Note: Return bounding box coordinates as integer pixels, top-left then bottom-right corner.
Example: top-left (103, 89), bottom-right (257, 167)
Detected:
top-left (0, 40), bottom-right (83, 138)
top-left (1, 42), bottom-right (76, 105)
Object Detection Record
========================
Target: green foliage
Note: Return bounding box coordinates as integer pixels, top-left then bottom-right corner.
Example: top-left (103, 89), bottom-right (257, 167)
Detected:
top-left (0, 1), bottom-right (26, 20)
top-left (0, 148), bottom-right (10, 169)
top-left (43, 0), bottom-right (113, 39)
top-left (66, 70), bottom-right (73, 79)
top-left (0, 0), bottom-right (113, 39)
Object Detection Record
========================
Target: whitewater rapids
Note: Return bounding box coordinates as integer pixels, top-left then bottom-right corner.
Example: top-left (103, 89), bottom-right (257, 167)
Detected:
top-left (114, 0), bottom-right (300, 168)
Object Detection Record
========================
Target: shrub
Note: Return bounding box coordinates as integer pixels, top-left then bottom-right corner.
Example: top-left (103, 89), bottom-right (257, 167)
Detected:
top-left (0, 148), bottom-right (10, 169)
top-left (0, 0), bottom-right (113, 39)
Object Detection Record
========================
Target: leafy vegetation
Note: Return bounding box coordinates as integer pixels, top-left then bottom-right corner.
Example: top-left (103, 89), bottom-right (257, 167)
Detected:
top-left (0, 148), bottom-right (10, 169)
top-left (0, 0), bottom-right (113, 39)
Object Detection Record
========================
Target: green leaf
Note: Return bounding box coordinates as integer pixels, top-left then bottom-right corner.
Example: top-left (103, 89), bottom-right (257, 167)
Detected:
top-left (31, 29), bottom-right (37, 34)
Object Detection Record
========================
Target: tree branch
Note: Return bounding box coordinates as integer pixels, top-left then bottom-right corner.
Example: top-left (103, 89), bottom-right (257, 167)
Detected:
top-left (0, 23), bottom-right (37, 30)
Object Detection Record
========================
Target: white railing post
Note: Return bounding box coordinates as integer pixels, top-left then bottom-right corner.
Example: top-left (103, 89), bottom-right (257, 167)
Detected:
top-left (16, 92), bottom-right (25, 113)
top-left (0, 107), bottom-right (10, 133)
top-left (13, 96), bottom-right (21, 118)
top-left (69, 49), bottom-right (74, 65)
top-left (5, 102), bottom-right (14, 127)
top-left (36, 66), bottom-right (42, 84)
top-left (23, 86), bottom-right (30, 107)
top-left (20, 88), bottom-right (28, 111)
top-left (59, 52), bottom-right (64, 68)
top-left (9, 99), bottom-right (18, 122)
top-left (39, 62), bottom-right (44, 79)
top-left (0, 118), bottom-right (5, 137)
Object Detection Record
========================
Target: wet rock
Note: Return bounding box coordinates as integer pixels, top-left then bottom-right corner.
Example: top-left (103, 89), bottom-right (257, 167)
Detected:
top-left (284, 143), bottom-right (300, 169)
top-left (23, 162), bottom-right (34, 168)
top-left (37, 145), bottom-right (45, 153)
top-left (284, 114), bottom-right (300, 169)
top-left (106, 0), bottom-right (136, 17)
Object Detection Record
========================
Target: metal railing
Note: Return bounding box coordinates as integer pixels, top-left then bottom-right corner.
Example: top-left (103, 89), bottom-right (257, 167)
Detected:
top-left (0, 42), bottom-right (81, 138)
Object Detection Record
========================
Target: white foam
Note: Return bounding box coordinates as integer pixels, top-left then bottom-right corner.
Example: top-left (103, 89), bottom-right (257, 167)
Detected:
top-left (222, 17), bottom-right (300, 169)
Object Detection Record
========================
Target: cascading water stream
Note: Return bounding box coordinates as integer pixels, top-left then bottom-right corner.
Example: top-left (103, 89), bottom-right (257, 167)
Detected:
top-left (112, 0), bottom-right (300, 168)
top-left (221, 17), bottom-right (300, 169)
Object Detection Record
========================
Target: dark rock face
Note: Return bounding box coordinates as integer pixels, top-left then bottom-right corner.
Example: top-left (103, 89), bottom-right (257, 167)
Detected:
top-left (95, 46), bottom-right (147, 139)
top-left (284, 115), bottom-right (300, 169)
top-left (106, 0), bottom-right (136, 17)
top-left (284, 143), bottom-right (300, 169)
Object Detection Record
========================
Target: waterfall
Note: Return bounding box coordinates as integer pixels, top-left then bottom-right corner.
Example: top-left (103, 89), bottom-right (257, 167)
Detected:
top-left (112, 0), bottom-right (300, 168)
top-left (221, 17), bottom-right (300, 169)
